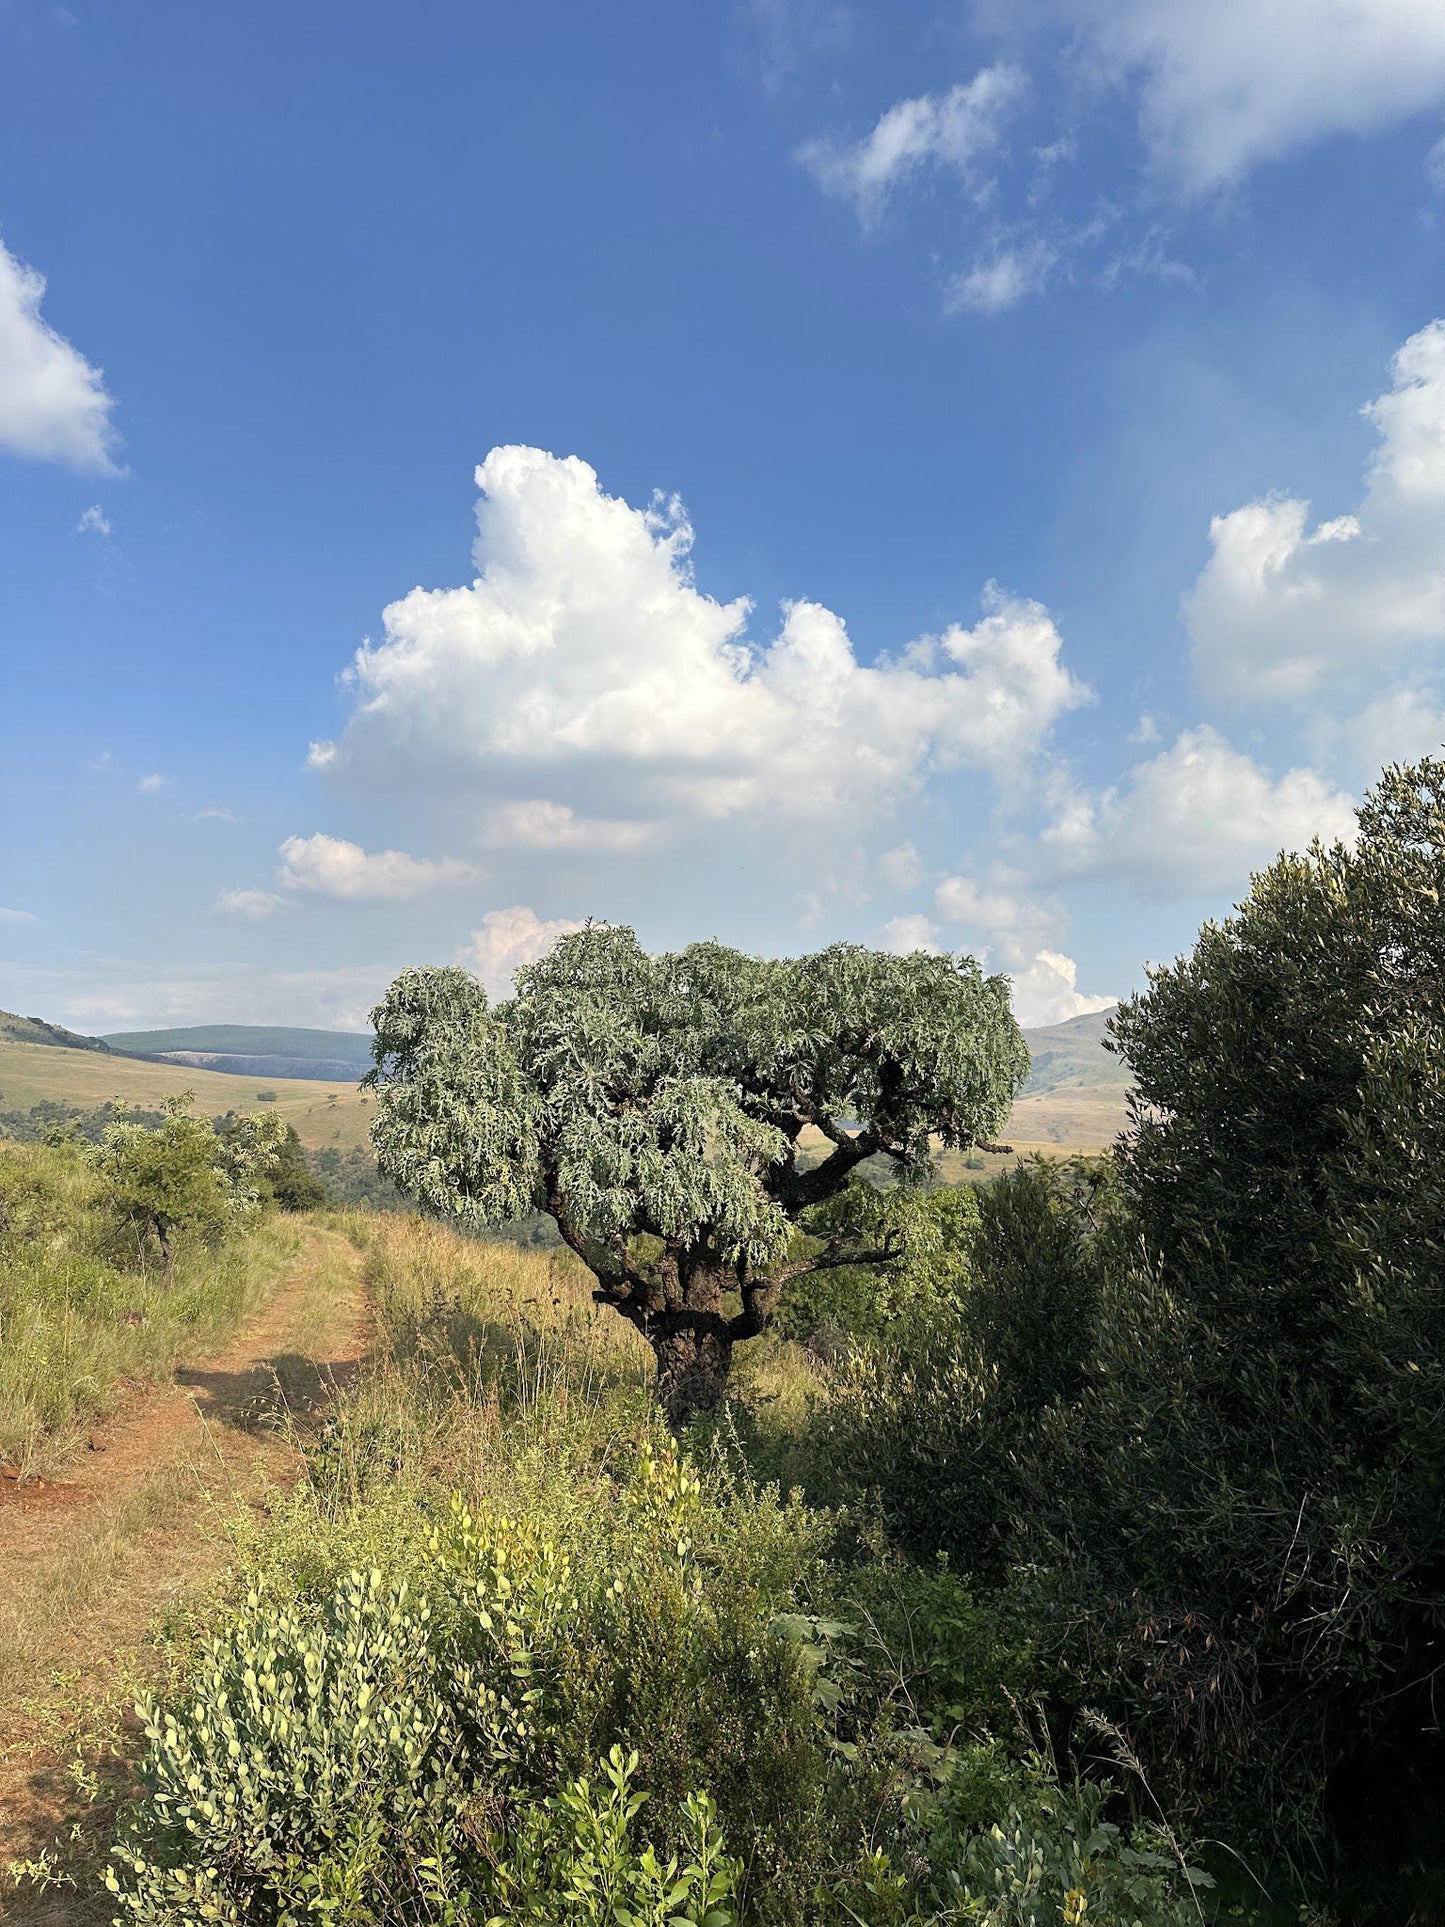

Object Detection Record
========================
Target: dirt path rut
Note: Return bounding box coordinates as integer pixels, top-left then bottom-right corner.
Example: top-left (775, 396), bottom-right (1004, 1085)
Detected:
top-left (0, 1223), bottom-right (370, 1916)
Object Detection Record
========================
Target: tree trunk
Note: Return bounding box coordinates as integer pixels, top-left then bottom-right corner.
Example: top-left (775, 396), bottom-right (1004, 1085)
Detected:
top-left (650, 1311), bottom-right (734, 1429)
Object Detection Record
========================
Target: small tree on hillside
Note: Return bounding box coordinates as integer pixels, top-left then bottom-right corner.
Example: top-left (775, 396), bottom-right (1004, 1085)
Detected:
top-left (88, 1096), bottom-right (287, 1272)
top-left (366, 925), bottom-right (1028, 1423)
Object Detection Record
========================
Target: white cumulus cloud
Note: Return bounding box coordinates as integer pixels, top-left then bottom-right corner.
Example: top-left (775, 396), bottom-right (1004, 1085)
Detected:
top-left (932, 861), bottom-right (1114, 1025)
top-left (457, 906), bottom-right (586, 1001)
top-left (318, 447), bottom-right (1089, 833)
top-left (879, 912), bottom-right (941, 954)
top-left (214, 888), bottom-right (284, 919)
top-left (1185, 320), bottom-right (1445, 705)
top-left (798, 66), bottom-right (1028, 228)
top-left (278, 833), bottom-right (480, 902)
top-left (1043, 726), bottom-right (1357, 896)
top-left (0, 238), bottom-right (118, 471)
top-left (978, 0), bottom-right (1445, 192)
top-left (1348, 683), bottom-right (1445, 772)
top-left (1007, 950), bottom-right (1117, 1029)
top-left (935, 862), bottom-right (1062, 953)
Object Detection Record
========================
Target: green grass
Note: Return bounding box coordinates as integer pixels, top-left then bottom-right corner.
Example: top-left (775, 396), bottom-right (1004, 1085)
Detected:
top-left (0, 1141), bottom-right (299, 1478)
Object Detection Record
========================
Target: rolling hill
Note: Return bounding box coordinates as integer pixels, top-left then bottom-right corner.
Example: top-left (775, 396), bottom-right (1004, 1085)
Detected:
top-left (102, 1023), bottom-right (374, 1084)
top-left (1007, 1006), bottom-right (1130, 1149)
top-left (0, 1034), bottom-right (372, 1153)
top-left (0, 1010), bottom-right (113, 1053)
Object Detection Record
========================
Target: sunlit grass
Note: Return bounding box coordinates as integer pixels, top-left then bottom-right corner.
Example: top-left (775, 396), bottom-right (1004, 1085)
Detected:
top-left (0, 1141), bottom-right (299, 1479)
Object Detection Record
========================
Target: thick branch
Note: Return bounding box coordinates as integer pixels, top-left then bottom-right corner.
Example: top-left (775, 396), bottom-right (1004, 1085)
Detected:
top-left (546, 1187), bottom-right (655, 1329)
top-left (727, 1238), bottom-right (899, 1340)
top-left (771, 1124), bottom-right (888, 1209)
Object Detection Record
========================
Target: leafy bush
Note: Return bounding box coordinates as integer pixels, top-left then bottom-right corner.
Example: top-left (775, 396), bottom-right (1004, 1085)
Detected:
top-left (777, 1187), bottom-right (980, 1345)
top-left (107, 1475), bottom-right (764, 1925)
top-left (811, 1160), bottom-right (1114, 1577)
top-left (86, 1096), bottom-right (288, 1271)
top-left (929, 1778), bottom-right (1210, 1926)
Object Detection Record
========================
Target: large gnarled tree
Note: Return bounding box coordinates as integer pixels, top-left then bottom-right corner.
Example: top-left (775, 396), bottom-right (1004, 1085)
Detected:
top-left (367, 925), bottom-right (1027, 1423)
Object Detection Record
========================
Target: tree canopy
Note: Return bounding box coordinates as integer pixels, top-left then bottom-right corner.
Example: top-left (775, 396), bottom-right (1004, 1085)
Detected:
top-left (368, 925), bottom-right (1028, 1421)
top-left (87, 1095), bottom-right (289, 1271)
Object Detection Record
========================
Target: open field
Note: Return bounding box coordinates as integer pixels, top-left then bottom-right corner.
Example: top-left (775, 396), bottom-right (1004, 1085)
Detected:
top-left (0, 1039), bottom-right (373, 1152)
top-left (1006, 1087), bottom-right (1129, 1147)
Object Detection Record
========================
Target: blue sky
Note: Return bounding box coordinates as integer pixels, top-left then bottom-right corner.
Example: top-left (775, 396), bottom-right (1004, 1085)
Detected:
top-left (2, 0), bottom-right (1444, 1032)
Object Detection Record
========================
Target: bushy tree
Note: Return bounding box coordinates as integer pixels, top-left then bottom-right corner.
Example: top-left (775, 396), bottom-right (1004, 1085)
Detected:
top-left (819, 762), bottom-right (1445, 1904)
top-left (1075, 760), bottom-right (1445, 1856)
top-left (88, 1096), bottom-right (287, 1272)
top-left (219, 1114), bottom-right (325, 1211)
top-left (366, 925), bottom-right (1027, 1423)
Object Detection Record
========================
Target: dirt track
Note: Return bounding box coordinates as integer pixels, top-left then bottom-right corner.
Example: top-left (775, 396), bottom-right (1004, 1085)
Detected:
top-left (0, 1224), bottom-right (369, 1918)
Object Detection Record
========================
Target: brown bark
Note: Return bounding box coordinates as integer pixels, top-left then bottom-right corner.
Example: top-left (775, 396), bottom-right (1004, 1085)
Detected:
top-left (649, 1310), bottom-right (734, 1429)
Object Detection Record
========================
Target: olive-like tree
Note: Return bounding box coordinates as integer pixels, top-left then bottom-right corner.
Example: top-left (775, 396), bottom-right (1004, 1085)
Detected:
top-left (366, 925), bottom-right (1028, 1423)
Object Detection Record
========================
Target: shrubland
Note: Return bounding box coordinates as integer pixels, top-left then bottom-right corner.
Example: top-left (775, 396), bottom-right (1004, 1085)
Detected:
top-left (28, 757), bottom-right (1445, 1923)
top-left (103, 1211), bottom-right (1209, 1927)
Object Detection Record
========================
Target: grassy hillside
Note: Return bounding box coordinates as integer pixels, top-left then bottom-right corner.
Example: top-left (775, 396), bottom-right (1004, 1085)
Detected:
top-left (0, 1009), bottom-right (111, 1053)
top-left (1018, 1007), bottom-right (1128, 1096)
top-left (0, 1038), bottom-right (373, 1152)
top-left (1010, 1006), bottom-right (1129, 1148)
top-left (102, 1023), bottom-right (373, 1083)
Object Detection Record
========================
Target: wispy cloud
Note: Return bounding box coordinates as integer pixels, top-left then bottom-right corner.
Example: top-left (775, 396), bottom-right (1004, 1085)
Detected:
top-left (799, 67), bottom-right (1027, 230)
top-left (214, 888), bottom-right (283, 919)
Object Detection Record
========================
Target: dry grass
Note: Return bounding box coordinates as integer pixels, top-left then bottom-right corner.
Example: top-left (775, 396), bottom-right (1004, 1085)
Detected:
top-left (0, 1038), bottom-right (373, 1151)
top-left (362, 1211), bottom-right (652, 1405)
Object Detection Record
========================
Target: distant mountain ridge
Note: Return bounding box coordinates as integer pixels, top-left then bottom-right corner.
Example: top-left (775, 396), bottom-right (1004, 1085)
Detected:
top-left (0, 1009), bottom-right (112, 1053)
top-left (102, 1024), bottom-right (374, 1084)
top-left (1018, 1007), bottom-right (1129, 1099)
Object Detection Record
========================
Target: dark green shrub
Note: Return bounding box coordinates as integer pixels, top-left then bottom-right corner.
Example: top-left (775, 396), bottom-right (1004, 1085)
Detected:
top-left (777, 1187), bottom-right (980, 1345)
top-left (813, 1162), bottom-right (1112, 1577)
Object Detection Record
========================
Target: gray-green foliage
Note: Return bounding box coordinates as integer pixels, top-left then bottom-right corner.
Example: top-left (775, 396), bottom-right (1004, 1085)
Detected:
top-left (934, 1780), bottom-right (1209, 1927)
top-left (367, 926), bottom-right (1026, 1418)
